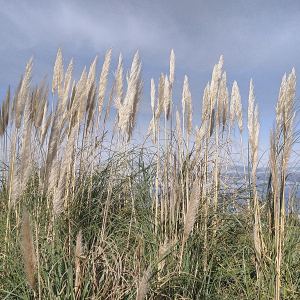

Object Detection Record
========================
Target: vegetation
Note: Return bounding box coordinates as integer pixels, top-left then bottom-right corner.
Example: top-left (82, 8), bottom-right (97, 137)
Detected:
top-left (0, 47), bottom-right (300, 299)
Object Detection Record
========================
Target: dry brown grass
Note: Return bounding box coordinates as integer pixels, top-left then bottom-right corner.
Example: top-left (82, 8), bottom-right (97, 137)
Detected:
top-left (20, 205), bottom-right (36, 292)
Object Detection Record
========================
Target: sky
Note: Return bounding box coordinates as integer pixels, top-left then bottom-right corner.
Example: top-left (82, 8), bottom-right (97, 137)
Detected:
top-left (1, 0), bottom-right (300, 163)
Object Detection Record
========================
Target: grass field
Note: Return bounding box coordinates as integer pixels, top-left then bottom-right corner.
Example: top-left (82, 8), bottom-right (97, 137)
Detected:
top-left (1, 47), bottom-right (300, 299)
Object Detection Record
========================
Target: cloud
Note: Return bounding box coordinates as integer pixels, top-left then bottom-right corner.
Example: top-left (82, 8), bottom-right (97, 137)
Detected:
top-left (0, 0), bottom-right (300, 153)
top-left (2, 0), bottom-right (300, 73)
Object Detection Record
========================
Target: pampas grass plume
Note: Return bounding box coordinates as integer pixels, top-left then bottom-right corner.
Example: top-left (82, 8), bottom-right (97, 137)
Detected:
top-left (151, 78), bottom-right (155, 113)
top-left (247, 79), bottom-right (255, 144)
top-left (176, 110), bottom-right (182, 146)
top-left (183, 179), bottom-right (199, 245)
top-left (145, 117), bottom-right (154, 141)
top-left (164, 75), bottom-right (171, 120)
top-left (210, 108), bottom-right (215, 137)
top-left (62, 58), bottom-right (73, 109)
top-left (187, 90), bottom-right (192, 136)
top-left (16, 57), bottom-right (33, 129)
top-left (217, 71), bottom-right (226, 127)
top-left (158, 238), bottom-right (168, 277)
top-left (210, 56), bottom-right (223, 108)
top-left (20, 205), bottom-right (36, 292)
top-left (155, 73), bottom-right (164, 118)
top-left (282, 112), bottom-right (295, 174)
top-left (284, 68), bottom-right (296, 122)
top-left (252, 104), bottom-right (260, 174)
top-left (36, 85), bottom-right (49, 131)
top-left (202, 82), bottom-right (210, 120)
top-left (182, 75), bottom-right (188, 116)
top-left (98, 47), bottom-right (112, 117)
top-left (136, 264), bottom-right (151, 300)
top-left (233, 81), bottom-right (243, 133)
top-left (222, 86), bottom-right (229, 131)
top-left (52, 46), bottom-right (62, 95)
top-left (229, 83), bottom-right (236, 131)
top-left (87, 55), bottom-right (98, 91)
top-left (75, 229), bottom-right (82, 295)
top-left (170, 49), bottom-right (175, 88)
top-left (104, 80), bottom-right (115, 124)
top-left (276, 73), bottom-right (286, 139)
top-left (20, 91), bottom-right (32, 194)
top-left (115, 53), bottom-right (124, 111)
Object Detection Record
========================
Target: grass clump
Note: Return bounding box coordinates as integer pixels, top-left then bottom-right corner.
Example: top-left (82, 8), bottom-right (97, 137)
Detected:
top-left (0, 47), bottom-right (300, 299)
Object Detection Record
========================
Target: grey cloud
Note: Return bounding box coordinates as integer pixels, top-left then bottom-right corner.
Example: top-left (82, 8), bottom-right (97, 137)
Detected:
top-left (2, 0), bottom-right (300, 74)
top-left (1, 0), bottom-right (300, 154)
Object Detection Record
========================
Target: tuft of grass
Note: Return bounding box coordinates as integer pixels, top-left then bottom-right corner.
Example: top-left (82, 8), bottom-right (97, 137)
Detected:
top-left (0, 48), bottom-right (300, 299)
